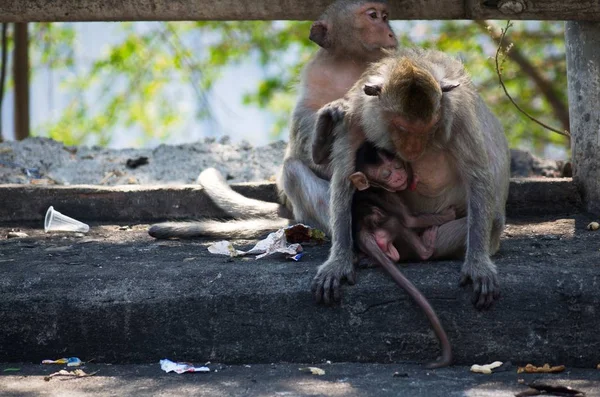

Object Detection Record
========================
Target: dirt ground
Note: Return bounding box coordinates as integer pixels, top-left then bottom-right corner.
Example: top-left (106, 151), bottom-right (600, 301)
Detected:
top-left (2, 362), bottom-right (600, 397)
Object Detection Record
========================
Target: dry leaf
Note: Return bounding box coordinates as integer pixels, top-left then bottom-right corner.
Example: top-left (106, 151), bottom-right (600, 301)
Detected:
top-left (517, 363), bottom-right (565, 374)
top-left (44, 369), bottom-right (98, 381)
top-left (30, 179), bottom-right (54, 185)
top-left (299, 367), bottom-right (325, 376)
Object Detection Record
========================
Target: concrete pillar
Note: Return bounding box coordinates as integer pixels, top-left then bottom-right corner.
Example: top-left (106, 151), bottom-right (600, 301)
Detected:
top-left (565, 22), bottom-right (600, 214)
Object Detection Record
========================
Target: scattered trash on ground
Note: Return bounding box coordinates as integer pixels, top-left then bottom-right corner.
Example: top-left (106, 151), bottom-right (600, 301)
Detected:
top-left (7, 231), bottom-right (28, 239)
top-left (125, 156), bottom-right (149, 169)
top-left (288, 252), bottom-right (304, 261)
top-left (42, 357), bottom-right (82, 367)
top-left (393, 372), bottom-right (409, 377)
top-left (2, 368), bottom-right (20, 372)
top-left (299, 367), bottom-right (325, 376)
top-left (44, 206), bottom-right (90, 233)
top-left (44, 369), bottom-right (97, 382)
top-left (517, 363), bottom-right (565, 374)
top-left (208, 227), bottom-right (302, 260)
top-left (515, 380), bottom-right (586, 397)
top-left (470, 361), bottom-right (504, 374)
top-left (586, 222), bottom-right (599, 231)
top-left (284, 224), bottom-right (327, 245)
top-left (160, 359), bottom-right (210, 374)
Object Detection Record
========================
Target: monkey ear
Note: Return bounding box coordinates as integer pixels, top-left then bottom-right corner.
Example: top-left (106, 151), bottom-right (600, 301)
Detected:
top-left (309, 21), bottom-right (330, 48)
top-left (363, 84), bottom-right (382, 97)
top-left (349, 172), bottom-right (370, 191)
top-left (441, 80), bottom-right (460, 92)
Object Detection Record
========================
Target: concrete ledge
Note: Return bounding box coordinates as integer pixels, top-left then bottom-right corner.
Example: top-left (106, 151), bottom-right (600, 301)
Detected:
top-left (507, 177), bottom-right (582, 216)
top-left (0, 215), bottom-right (598, 366)
top-left (0, 182), bottom-right (278, 223)
top-left (0, 178), bottom-right (583, 223)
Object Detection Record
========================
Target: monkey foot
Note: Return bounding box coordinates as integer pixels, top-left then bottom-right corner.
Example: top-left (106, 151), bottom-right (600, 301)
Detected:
top-left (459, 258), bottom-right (500, 310)
top-left (418, 226), bottom-right (438, 260)
top-left (311, 258), bottom-right (356, 305)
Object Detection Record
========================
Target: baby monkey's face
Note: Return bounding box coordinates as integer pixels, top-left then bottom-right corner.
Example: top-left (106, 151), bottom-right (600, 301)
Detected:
top-left (367, 157), bottom-right (408, 192)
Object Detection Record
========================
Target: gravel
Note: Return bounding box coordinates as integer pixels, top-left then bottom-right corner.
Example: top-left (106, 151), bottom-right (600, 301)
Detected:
top-left (0, 137), bottom-right (568, 186)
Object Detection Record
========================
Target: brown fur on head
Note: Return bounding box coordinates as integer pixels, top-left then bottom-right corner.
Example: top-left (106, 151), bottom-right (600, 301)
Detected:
top-left (362, 55), bottom-right (461, 161)
top-left (383, 57), bottom-right (442, 121)
top-left (309, 0), bottom-right (397, 61)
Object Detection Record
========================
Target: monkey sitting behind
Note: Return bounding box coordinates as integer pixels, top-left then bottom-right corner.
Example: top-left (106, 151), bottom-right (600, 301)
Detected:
top-left (350, 142), bottom-right (455, 262)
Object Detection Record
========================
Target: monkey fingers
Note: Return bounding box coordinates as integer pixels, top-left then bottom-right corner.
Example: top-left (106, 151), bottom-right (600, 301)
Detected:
top-left (459, 262), bottom-right (500, 310)
top-left (322, 98), bottom-right (349, 124)
top-left (312, 99), bottom-right (351, 165)
top-left (311, 259), bottom-right (356, 305)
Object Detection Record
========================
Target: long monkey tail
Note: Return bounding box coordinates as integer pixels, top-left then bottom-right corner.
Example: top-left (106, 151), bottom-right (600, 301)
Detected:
top-left (198, 168), bottom-right (288, 219)
top-left (359, 231), bottom-right (453, 368)
top-left (148, 218), bottom-right (291, 239)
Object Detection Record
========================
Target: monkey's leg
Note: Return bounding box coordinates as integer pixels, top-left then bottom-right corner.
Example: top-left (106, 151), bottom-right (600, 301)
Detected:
top-left (311, 136), bottom-right (356, 304)
top-left (396, 226), bottom-right (436, 261)
top-left (279, 157), bottom-right (330, 234)
top-left (403, 207), bottom-right (456, 229)
top-left (431, 218), bottom-right (467, 259)
top-left (489, 212), bottom-right (505, 255)
top-left (459, 171), bottom-right (499, 310)
top-left (418, 226), bottom-right (438, 260)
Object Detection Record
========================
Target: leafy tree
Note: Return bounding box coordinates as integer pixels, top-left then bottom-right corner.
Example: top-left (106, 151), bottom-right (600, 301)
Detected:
top-left (25, 20), bottom-right (568, 156)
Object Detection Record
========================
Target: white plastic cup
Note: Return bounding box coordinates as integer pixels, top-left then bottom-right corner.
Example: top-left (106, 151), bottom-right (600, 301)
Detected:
top-left (44, 206), bottom-right (90, 233)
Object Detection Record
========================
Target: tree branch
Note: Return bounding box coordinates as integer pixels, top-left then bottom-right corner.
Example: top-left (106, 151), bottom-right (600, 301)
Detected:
top-left (475, 20), bottom-right (570, 135)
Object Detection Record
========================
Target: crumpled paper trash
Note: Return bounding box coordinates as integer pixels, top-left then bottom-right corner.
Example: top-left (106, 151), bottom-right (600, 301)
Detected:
top-left (160, 359), bottom-right (210, 374)
top-left (208, 227), bottom-right (302, 260)
top-left (42, 357), bottom-right (82, 367)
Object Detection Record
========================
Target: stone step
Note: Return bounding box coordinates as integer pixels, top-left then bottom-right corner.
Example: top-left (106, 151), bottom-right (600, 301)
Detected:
top-left (1, 214), bottom-right (598, 367)
top-left (0, 177), bottom-right (581, 223)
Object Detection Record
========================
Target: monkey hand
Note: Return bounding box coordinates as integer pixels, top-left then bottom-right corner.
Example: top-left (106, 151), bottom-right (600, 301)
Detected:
top-left (459, 257), bottom-right (500, 310)
top-left (313, 99), bottom-right (350, 165)
top-left (321, 98), bottom-right (349, 124)
top-left (311, 257), bottom-right (356, 305)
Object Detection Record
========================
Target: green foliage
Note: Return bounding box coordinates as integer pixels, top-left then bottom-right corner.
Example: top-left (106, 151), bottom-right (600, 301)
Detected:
top-left (26, 20), bottom-right (568, 155)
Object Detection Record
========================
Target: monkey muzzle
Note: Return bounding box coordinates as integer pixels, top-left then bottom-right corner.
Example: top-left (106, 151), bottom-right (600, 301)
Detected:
top-left (395, 136), bottom-right (427, 162)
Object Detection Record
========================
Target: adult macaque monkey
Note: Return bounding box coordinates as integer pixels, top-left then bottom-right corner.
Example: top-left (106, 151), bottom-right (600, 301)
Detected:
top-left (278, 0), bottom-right (397, 233)
top-left (351, 141), bottom-right (455, 261)
top-left (148, 0), bottom-right (397, 240)
top-left (312, 48), bottom-right (510, 309)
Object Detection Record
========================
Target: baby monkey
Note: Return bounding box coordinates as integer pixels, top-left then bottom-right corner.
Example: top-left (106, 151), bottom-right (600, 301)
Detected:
top-left (350, 142), bottom-right (454, 368)
top-left (350, 142), bottom-right (455, 262)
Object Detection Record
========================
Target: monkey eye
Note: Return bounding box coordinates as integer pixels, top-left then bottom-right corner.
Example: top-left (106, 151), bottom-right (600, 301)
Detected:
top-left (367, 9), bottom-right (378, 19)
top-left (380, 169), bottom-right (391, 180)
top-left (393, 161), bottom-right (403, 169)
top-left (382, 13), bottom-right (388, 22)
